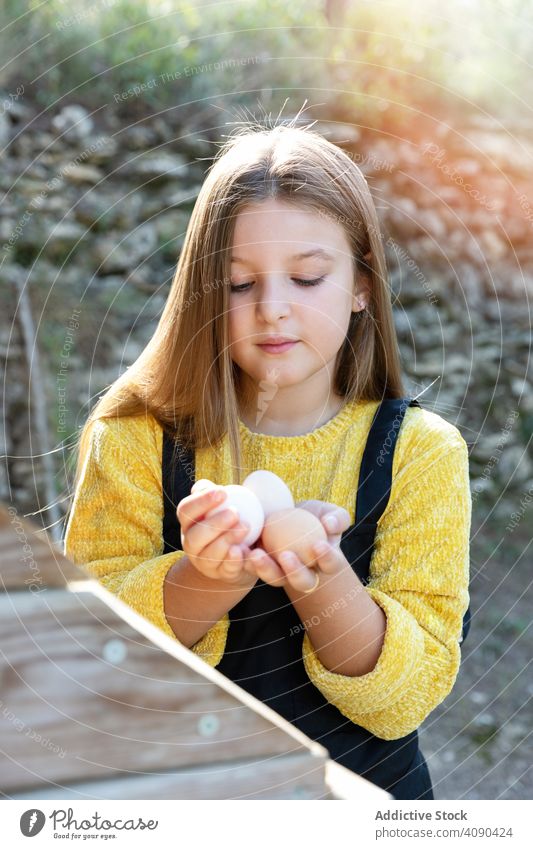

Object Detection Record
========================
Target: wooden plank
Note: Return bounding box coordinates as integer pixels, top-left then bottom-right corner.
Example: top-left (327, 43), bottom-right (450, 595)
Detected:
top-left (0, 509), bottom-right (386, 800)
top-left (0, 587), bottom-right (328, 793)
top-left (0, 503), bottom-right (84, 590)
top-left (8, 750), bottom-right (329, 800)
top-left (325, 760), bottom-right (393, 800)
top-left (7, 755), bottom-right (393, 801)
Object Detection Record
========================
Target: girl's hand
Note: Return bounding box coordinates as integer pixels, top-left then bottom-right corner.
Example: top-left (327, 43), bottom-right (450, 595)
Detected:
top-left (244, 537), bottom-right (348, 593)
top-left (294, 500), bottom-right (351, 548)
top-left (242, 499), bottom-right (351, 591)
top-left (177, 488), bottom-right (258, 587)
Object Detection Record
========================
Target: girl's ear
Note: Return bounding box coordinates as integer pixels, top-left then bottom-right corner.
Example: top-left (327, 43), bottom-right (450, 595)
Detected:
top-left (352, 251), bottom-right (372, 312)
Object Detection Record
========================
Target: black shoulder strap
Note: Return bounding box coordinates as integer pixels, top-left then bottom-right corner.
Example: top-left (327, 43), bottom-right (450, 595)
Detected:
top-left (162, 431), bottom-right (195, 554)
top-left (355, 396), bottom-right (471, 646)
top-left (355, 397), bottom-right (421, 525)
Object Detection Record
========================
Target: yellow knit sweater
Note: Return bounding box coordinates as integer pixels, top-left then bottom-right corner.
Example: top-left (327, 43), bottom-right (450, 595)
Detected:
top-left (64, 398), bottom-right (471, 740)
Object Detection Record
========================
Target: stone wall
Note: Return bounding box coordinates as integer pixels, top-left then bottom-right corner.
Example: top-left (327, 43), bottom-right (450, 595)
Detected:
top-left (0, 104), bottom-right (530, 536)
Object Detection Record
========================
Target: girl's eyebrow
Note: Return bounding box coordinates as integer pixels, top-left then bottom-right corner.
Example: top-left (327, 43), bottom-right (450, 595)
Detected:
top-left (231, 248), bottom-right (336, 264)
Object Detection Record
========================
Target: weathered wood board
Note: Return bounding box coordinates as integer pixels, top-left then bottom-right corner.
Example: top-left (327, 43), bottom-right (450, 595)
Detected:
top-left (0, 503), bottom-right (392, 799)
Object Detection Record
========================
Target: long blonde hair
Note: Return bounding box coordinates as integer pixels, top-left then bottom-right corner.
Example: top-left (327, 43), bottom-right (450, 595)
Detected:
top-left (72, 120), bottom-right (405, 489)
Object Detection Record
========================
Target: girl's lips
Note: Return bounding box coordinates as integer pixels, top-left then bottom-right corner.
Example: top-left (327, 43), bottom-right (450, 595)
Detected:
top-left (257, 341), bottom-right (298, 354)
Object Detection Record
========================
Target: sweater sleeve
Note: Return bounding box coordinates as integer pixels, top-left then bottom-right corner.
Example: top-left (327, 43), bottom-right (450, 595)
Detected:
top-left (301, 418), bottom-right (472, 740)
top-left (63, 415), bottom-right (229, 667)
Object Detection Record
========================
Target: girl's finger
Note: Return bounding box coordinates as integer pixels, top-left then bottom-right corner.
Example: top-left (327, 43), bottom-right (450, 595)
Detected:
top-left (248, 549), bottom-right (286, 587)
top-left (326, 531), bottom-right (342, 549)
top-left (178, 488), bottom-right (227, 538)
top-left (321, 507), bottom-right (351, 536)
top-left (184, 507), bottom-right (243, 554)
top-left (249, 548), bottom-right (279, 572)
top-left (243, 558), bottom-right (257, 576)
top-left (311, 540), bottom-right (344, 574)
top-left (277, 550), bottom-right (318, 593)
top-left (191, 478), bottom-right (215, 493)
top-left (193, 524), bottom-right (247, 570)
top-left (220, 545), bottom-right (244, 580)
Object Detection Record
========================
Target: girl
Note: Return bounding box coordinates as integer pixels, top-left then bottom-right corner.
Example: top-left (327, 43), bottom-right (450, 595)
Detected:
top-left (64, 121), bottom-right (471, 801)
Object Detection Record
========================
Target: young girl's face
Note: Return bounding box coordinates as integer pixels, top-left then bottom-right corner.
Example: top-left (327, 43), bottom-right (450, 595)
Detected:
top-left (228, 198), bottom-right (369, 400)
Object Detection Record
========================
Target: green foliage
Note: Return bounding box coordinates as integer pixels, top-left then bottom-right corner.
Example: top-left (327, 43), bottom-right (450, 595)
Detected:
top-left (2, 0), bottom-right (532, 128)
top-left (2, 0), bottom-right (326, 117)
top-left (13, 243), bottom-right (40, 268)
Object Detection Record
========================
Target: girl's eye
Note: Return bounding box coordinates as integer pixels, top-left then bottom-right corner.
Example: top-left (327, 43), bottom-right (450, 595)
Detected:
top-left (230, 276), bottom-right (326, 293)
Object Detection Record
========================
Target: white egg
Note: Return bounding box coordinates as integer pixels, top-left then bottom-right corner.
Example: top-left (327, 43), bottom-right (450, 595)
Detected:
top-left (242, 470), bottom-right (294, 518)
top-left (205, 484), bottom-right (264, 546)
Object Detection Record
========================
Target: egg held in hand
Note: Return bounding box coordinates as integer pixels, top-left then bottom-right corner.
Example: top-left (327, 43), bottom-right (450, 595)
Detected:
top-left (205, 484), bottom-right (264, 547)
top-left (261, 508), bottom-right (327, 568)
top-left (242, 469), bottom-right (294, 517)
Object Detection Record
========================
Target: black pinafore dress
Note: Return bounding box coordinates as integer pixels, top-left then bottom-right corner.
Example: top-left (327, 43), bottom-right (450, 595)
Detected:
top-left (161, 397), bottom-right (469, 800)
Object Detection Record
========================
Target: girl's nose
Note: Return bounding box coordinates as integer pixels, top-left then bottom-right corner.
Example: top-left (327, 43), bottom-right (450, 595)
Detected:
top-left (255, 278), bottom-right (291, 323)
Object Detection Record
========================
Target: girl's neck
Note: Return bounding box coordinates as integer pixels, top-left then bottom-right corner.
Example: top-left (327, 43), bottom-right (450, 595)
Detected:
top-left (238, 393), bottom-right (347, 437)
